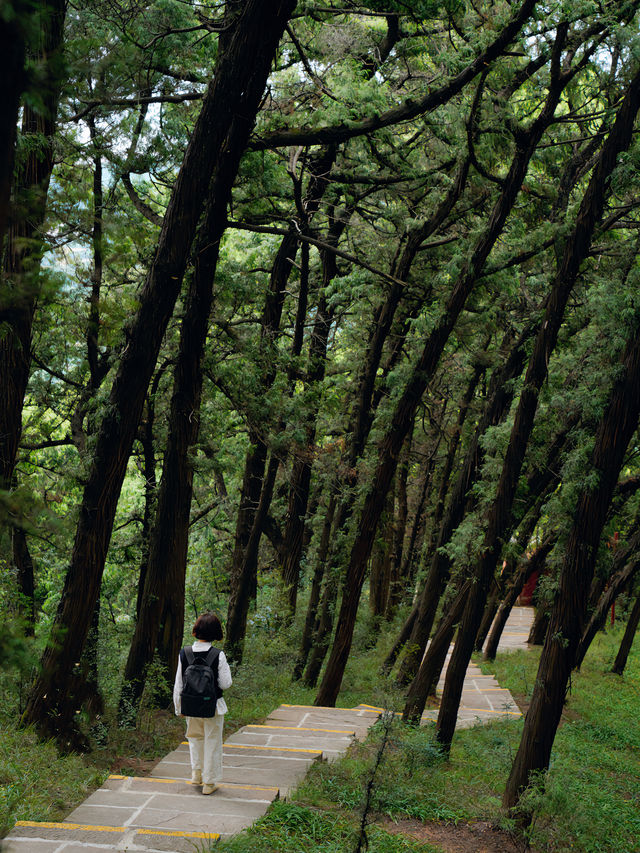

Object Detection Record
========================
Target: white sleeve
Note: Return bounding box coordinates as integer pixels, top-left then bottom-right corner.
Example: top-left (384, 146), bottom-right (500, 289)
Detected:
top-left (217, 650), bottom-right (233, 691)
top-left (173, 655), bottom-right (183, 716)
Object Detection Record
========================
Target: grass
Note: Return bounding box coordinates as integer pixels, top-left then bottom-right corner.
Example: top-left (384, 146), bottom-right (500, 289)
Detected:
top-left (1, 598), bottom-right (638, 853)
top-left (0, 726), bottom-right (104, 837)
top-left (216, 618), bottom-right (639, 853)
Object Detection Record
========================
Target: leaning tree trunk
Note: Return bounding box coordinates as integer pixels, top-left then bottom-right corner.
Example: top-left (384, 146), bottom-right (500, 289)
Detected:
top-left (395, 322), bottom-right (532, 686)
top-left (119, 186), bottom-right (224, 717)
top-left (575, 527), bottom-right (640, 668)
top-left (315, 71), bottom-right (559, 704)
top-left (484, 534), bottom-right (555, 661)
top-left (0, 0), bottom-right (66, 497)
top-left (504, 308), bottom-right (640, 811)
top-left (226, 147), bottom-right (337, 653)
top-left (280, 205), bottom-right (342, 613)
top-left (12, 525), bottom-right (35, 635)
top-left (611, 591), bottom-right (640, 676)
top-left (503, 69), bottom-right (640, 805)
top-left (0, 0), bottom-right (27, 247)
top-left (402, 582), bottom-right (470, 722)
top-left (435, 44), bottom-right (633, 753)
top-left (293, 492), bottom-right (337, 680)
top-left (22, 0), bottom-right (297, 741)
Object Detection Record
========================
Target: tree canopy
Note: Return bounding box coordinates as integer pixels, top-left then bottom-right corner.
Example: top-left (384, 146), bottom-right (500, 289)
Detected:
top-left (2, 0), bottom-right (640, 822)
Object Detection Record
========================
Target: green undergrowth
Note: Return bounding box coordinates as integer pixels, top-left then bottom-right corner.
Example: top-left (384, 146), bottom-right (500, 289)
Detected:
top-left (1, 597), bottom-right (638, 853)
top-left (0, 726), bottom-right (104, 837)
top-left (213, 799), bottom-right (439, 853)
top-left (216, 622), bottom-right (639, 853)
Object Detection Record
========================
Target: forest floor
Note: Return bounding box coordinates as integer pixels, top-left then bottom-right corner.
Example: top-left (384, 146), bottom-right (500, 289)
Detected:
top-left (1, 605), bottom-right (638, 852)
top-left (380, 817), bottom-right (529, 853)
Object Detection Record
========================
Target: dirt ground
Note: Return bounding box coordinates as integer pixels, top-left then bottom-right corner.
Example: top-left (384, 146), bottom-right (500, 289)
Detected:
top-left (378, 816), bottom-right (536, 853)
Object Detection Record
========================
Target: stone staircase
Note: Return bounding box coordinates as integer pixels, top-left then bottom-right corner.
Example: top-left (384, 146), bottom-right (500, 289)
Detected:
top-left (2, 704), bottom-right (381, 852)
top-left (2, 607), bottom-right (533, 851)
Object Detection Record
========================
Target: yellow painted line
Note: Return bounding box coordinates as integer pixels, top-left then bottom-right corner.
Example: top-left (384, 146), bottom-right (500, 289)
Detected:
top-left (15, 821), bottom-right (124, 833)
top-left (359, 704), bottom-right (386, 711)
top-left (246, 725), bottom-right (354, 734)
top-left (138, 828), bottom-right (220, 840)
top-left (224, 743), bottom-right (322, 754)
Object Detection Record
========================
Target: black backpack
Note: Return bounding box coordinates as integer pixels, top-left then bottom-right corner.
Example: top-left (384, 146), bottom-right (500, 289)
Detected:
top-left (179, 646), bottom-right (221, 717)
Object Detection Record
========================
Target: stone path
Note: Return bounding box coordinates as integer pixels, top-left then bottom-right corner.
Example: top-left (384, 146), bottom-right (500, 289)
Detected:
top-left (421, 604), bottom-right (533, 727)
top-left (2, 607), bottom-right (533, 852)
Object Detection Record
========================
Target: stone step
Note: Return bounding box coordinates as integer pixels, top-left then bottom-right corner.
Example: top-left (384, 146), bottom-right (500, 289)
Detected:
top-left (2, 820), bottom-right (222, 852)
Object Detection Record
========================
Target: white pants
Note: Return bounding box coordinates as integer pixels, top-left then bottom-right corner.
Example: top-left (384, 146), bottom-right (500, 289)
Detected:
top-left (186, 715), bottom-right (224, 785)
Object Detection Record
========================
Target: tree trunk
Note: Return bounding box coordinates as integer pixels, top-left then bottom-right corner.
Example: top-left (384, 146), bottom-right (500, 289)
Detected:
top-left (120, 186), bottom-right (222, 717)
top-left (382, 601), bottom-right (419, 674)
top-left (611, 591), bottom-right (640, 676)
top-left (12, 524), bottom-right (35, 634)
top-left (504, 135), bottom-right (640, 807)
top-left (575, 527), bottom-right (640, 668)
top-left (370, 483), bottom-right (395, 620)
top-left (228, 147), bottom-right (336, 633)
top-left (281, 202), bottom-right (342, 612)
top-left (0, 0), bottom-right (66, 496)
top-left (0, 0), bottom-right (27, 247)
top-left (484, 534), bottom-right (555, 661)
top-left (23, 0), bottom-right (297, 740)
top-left (395, 323), bottom-right (532, 686)
top-left (226, 452), bottom-right (280, 664)
top-left (436, 46), bottom-right (634, 754)
top-left (528, 607), bottom-right (550, 645)
top-left (474, 581), bottom-right (501, 653)
top-left (403, 582), bottom-right (470, 722)
top-left (293, 492), bottom-right (336, 680)
top-left (316, 80), bottom-right (559, 704)
top-left (386, 424), bottom-right (413, 618)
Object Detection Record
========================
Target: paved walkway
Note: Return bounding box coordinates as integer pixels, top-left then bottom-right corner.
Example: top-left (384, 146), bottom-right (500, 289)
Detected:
top-left (2, 607), bottom-right (533, 852)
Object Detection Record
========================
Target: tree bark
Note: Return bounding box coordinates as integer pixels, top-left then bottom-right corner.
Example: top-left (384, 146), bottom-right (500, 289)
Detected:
top-left (0, 0), bottom-right (27, 248)
top-left (0, 0), bottom-right (66, 496)
top-left (23, 0), bottom-right (297, 740)
top-left (436, 43), bottom-right (636, 754)
top-left (119, 187), bottom-right (223, 716)
top-left (503, 128), bottom-right (640, 806)
top-left (293, 491), bottom-right (336, 680)
top-left (575, 527), bottom-right (640, 668)
top-left (611, 591), bottom-right (640, 676)
top-left (484, 534), bottom-right (555, 661)
top-left (386, 424), bottom-right (413, 618)
top-left (316, 72), bottom-right (561, 704)
top-left (395, 323), bottom-right (532, 686)
top-left (403, 582), bottom-right (470, 722)
top-left (12, 524), bottom-right (35, 634)
top-left (280, 202), bottom-right (342, 612)
top-left (226, 147), bottom-right (337, 646)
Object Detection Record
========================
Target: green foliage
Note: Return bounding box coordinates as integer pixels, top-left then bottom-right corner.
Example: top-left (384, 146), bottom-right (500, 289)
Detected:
top-left (0, 726), bottom-right (104, 838)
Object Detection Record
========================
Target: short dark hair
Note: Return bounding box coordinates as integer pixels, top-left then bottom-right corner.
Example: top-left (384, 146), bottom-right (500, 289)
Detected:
top-left (192, 611), bottom-right (223, 642)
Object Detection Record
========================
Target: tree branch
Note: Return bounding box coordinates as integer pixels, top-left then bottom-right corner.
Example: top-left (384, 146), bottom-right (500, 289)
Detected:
top-left (251, 0), bottom-right (537, 150)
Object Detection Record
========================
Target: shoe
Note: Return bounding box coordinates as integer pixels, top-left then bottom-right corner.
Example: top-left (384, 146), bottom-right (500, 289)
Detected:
top-left (202, 784), bottom-right (217, 795)
top-left (191, 771), bottom-right (202, 785)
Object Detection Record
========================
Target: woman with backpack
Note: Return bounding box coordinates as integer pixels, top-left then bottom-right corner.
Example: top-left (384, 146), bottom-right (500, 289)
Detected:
top-left (173, 611), bottom-right (232, 794)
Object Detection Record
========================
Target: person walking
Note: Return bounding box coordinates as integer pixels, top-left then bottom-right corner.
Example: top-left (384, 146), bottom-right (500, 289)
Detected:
top-left (173, 612), bottom-right (232, 794)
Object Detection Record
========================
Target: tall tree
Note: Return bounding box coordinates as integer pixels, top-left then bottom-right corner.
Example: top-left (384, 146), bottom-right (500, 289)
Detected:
top-left (23, 0), bottom-right (297, 741)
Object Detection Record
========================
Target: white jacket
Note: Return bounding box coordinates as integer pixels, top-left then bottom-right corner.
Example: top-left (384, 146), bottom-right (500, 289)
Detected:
top-left (173, 640), bottom-right (232, 716)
